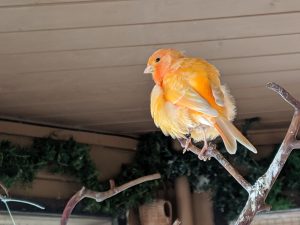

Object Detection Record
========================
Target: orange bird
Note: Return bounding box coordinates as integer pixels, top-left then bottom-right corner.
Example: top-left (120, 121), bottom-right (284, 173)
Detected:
top-left (144, 49), bottom-right (257, 155)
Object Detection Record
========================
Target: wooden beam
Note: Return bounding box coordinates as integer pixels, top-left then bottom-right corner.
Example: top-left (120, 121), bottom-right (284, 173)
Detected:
top-left (0, 120), bottom-right (137, 150)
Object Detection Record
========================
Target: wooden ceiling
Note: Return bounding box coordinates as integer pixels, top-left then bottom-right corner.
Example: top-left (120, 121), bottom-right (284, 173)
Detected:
top-left (0, 0), bottom-right (300, 137)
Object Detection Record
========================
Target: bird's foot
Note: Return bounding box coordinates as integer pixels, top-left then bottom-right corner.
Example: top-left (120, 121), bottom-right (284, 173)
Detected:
top-left (198, 146), bottom-right (209, 161)
top-left (178, 138), bottom-right (191, 154)
top-left (197, 142), bottom-right (215, 161)
top-left (183, 137), bottom-right (192, 154)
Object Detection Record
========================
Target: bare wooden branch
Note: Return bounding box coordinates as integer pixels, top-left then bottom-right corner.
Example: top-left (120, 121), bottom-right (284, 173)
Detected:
top-left (234, 83), bottom-right (300, 225)
top-left (181, 83), bottom-right (300, 225)
top-left (291, 140), bottom-right (300, 149)
top-left (181, 142), bottom-right (252, 193)
top-left (266, 82), bottom-right (300, 110)
top-left (60, 173), bottom-right (161, 225)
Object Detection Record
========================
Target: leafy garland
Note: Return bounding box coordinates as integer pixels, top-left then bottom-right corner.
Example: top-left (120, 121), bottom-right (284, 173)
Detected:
top-left (0, 137), bottom-right (99, 190)
top-left (0, 131), bottom-right (299, 221)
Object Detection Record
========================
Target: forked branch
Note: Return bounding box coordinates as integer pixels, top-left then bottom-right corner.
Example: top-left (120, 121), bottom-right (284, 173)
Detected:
top-left (235, 83), bottom-right (300, 225)
top-left (179, 82), bottom-right (300, 225)
top-left (60, 173), bottom-right (161, 225)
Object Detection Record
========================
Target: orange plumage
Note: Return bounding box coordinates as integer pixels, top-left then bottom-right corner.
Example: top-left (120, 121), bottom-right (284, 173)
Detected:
top-left (144, 49), bottom-right (257, 154)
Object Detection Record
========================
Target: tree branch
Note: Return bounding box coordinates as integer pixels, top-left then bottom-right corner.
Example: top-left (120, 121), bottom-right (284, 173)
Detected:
top-left (291, 140), bottom-right (300, 149)
top-left (266, 82), bottom-right (300, 110)
top-left (234, 83), bottom-right (300, 225)
top-left (180, 83), bottom-right (300, 225)
top-left (182, 142), bottom-right (252, 193)
top-left (60, 173), bottom-right (161, 225)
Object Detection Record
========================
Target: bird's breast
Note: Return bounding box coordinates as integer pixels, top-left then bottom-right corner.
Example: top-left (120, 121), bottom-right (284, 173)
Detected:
top-left (150, 85), bottom-right (193, 139)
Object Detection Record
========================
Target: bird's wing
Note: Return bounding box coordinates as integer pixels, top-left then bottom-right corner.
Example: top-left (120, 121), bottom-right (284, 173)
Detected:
top-left (163, 72), bottom-right (218, 117)
top-left (211, 84), bottom-right (224, 106)
top-left (187, 58), bottom-right (226, 106)
top-left (164, 58), bottom-right (226, 117)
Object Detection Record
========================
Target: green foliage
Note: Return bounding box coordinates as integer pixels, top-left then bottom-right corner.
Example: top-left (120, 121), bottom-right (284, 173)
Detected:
top-left (0, 140), bottom-right (37, 187)
top-left (267, 180), bottom-right (295, 210)
top-left (265, 148), bottom-right (300, 210)
top-left (0, 137), bottom-right (99, 196)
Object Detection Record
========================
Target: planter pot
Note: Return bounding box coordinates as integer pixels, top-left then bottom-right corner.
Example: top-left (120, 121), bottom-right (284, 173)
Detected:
top-left (139, 199), bottom-right (172, 225)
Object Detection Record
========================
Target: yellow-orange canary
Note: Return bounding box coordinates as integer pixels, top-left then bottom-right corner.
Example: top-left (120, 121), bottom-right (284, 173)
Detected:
top-left (144, 49), bottom-right (257, 154)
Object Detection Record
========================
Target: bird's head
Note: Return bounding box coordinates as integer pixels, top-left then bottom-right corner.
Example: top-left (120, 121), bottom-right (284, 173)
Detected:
top-left (144, 48), bottom-right (184, 85)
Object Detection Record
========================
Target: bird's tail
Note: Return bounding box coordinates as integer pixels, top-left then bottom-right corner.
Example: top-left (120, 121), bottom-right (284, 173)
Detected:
top-left (214, 117), bottom-right (257, 154)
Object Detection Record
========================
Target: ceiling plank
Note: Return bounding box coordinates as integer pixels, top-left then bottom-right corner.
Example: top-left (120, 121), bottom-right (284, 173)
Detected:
top-left (213, 53), bottom-right (300, 75)
top-left (0, 94), bottom-right (296, 121)
top-left (232, 84), bottom-right (300, 99)
top-left (30, 108), bottom-right (294, 128)
top-left (1, 31), bottom-right (300, 57)
top-left (32, 108), bottom-right (295, 125)
top-left (0, 0), bottom-right (299, 32)
top-left (0, 107), bottom-right (294, 136)
top-left (0, 65), bottom-right (151, 92)
top-left (237, 96), bottom-right (292, 113)
top-left (0, 78), bottom-right (299, 108)
top-left (224, 69), bottom-right (300, 88)
top-left (0, 0), bottom-right (105, 7)
top-left (1, 50), bottom-right (300, 75)
top-left (238, 110), bottom-right (294, 123)
top-left (36, 107), bottom-right (294, 128)
top-left (0, 67), bottom-right (298, 94)
top-left (83, 116), bottom-right (292, 135)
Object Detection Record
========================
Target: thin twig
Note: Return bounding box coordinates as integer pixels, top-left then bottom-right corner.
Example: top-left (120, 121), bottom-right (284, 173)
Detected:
top-left (3, 201), bottom-right (16, 225)
top-left (85, 173), bottom-right (161, 202)
top-left (266, 82), bottom-right (300, 110)
top-left (0, 192), bottom-right (45, 225)
top-left (2, 198), bottom-right (45, 210)
top-left (60, 173), bottom-right (161, 225)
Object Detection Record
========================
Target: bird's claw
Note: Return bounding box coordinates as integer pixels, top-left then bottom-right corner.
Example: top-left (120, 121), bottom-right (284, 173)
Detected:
top-left (178, 138), bottom-right (191, 154)
top-left (197, 142), bottom-right (213, 161)
top-left (198, 149), bottom-right (210, 161)
top-left (182, 138), bottom-right (191, 154)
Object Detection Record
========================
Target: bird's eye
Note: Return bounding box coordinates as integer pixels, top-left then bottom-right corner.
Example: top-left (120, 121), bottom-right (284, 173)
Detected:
top-left (155, 57), bottom-right (161, 63)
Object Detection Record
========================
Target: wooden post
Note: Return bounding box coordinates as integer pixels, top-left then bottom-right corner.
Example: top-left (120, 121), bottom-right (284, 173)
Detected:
top-left (192, 192), bottom-right (214, 225)
top-left (175, 176), bottom-right (194, 225)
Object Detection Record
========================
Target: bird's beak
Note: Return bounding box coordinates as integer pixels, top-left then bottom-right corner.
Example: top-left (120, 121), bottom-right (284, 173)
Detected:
top-left (144, 65), bottom-right (153, 74)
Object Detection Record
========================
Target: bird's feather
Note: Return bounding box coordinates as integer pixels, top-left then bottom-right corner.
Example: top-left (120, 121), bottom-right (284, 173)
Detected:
top-left (216, 117), bottom-right (257, 154)
top-left (151, 85), bottom-right (192, 138)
